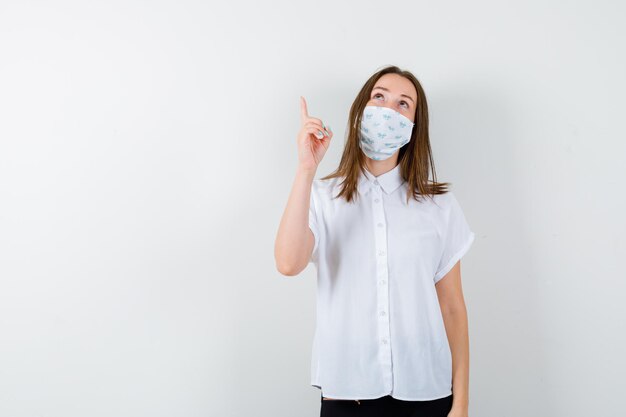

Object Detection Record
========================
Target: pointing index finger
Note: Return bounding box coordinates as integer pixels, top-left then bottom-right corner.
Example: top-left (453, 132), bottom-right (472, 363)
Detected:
top-left (300, 96), bottom-right (309, 124)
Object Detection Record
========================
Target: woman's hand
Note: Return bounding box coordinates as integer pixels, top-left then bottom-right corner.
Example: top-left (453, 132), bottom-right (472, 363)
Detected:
top-left (297, 96), bottom-right (333, 171)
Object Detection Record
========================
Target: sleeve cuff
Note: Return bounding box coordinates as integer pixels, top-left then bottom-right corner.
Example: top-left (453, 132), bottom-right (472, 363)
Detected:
top-left (308, 224), bottom-right (319, 263)
top-left (433, 232), bottom-right (475, 283)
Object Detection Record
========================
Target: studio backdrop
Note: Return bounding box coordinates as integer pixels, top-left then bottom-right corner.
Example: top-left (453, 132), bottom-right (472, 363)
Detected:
top-left (0, 1), bottom-right (624, 416)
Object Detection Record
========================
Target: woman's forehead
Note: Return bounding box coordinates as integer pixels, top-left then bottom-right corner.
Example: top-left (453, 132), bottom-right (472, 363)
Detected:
top-left (373, 74), bottom-right (417, 100)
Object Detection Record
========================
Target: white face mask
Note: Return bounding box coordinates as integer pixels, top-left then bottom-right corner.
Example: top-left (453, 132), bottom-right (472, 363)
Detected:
top-left (359, 105), bottom-right (415, 160)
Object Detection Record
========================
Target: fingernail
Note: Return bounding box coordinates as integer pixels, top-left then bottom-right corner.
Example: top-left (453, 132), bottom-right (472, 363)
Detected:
top-left (316, 130), bottom-right (324, 139)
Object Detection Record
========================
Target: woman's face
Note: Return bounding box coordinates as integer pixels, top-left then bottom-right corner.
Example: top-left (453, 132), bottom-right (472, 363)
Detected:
top-left (366, 73), bottom-right (418, 123)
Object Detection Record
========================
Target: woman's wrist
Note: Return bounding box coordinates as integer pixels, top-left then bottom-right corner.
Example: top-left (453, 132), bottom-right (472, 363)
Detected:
top-left (451, 398), bottom-right (468, 411)
top-left (296, 163), bottom-right (317, 176)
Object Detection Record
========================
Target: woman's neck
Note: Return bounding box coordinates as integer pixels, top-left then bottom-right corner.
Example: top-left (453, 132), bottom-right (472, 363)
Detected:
top-left (365, 156), bottom-right (399, 177)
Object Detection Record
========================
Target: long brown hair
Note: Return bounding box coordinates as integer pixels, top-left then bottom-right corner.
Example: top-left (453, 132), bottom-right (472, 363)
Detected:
top-left (320, 65), bottom-right (450, 204)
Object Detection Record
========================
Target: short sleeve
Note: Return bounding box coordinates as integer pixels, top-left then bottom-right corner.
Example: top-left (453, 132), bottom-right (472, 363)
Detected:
top-left (433, 192), bottom-right (475, 283)
top-left (308, 181), bottom-right (320, 264)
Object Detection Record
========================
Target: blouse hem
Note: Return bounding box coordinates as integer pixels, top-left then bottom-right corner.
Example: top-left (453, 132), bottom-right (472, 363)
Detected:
top-left (313, 384), bottom-right (453, 402)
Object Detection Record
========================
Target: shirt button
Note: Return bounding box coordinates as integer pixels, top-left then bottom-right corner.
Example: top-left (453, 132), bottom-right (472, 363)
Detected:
top-left (378, 250), bottom-right (385, 256)
top-left (380, 279), bottom-right (386, 285)
top-left (380, 311), bottom-right (386, 316)
top-left (377, 223), bottom-right (383, 227)
top-left (382, 338), bottom-right (388, 344)
top-left (374, 198), bottom-right (380, 203)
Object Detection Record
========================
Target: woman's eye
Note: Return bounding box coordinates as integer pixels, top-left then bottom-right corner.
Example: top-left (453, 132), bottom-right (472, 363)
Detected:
top-left (400, 101), bottom-right (409, 108)
top-left (373, 94), bottom-right (383, 99)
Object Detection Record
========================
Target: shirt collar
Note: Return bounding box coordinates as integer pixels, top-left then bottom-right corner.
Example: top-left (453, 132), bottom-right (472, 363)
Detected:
top-left (357, 163), bottom-right (405, 195)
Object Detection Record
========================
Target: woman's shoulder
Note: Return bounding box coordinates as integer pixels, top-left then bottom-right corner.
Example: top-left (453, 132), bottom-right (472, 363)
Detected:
top-left (430, 189), bottom-right (456, 206)
top-left (408, 189), bottom-right (460, 221)
top-left (424, 190), bottom-right (468, 221)
top-left (412, 188), bottom-right (455, 206)
top-left (312, 176), bottom-right (343, 195)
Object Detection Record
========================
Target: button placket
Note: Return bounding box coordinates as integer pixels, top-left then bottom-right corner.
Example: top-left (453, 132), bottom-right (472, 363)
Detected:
top-left (371, 184), bottom-right (393, 391)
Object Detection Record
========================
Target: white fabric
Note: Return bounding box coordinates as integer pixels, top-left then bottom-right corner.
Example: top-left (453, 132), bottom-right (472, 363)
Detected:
top-left (307, 163), bottom-right (475, 401)
top-left (359, 105), bottom-right (415, 161)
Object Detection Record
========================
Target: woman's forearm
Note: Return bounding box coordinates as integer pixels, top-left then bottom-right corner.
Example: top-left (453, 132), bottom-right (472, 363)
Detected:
top-left (442, 307), bottom-right (470, 411)
top-left (274, 165), bottom-right (317, 275)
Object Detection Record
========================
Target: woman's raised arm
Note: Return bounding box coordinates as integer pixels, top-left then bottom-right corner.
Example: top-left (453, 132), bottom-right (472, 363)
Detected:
top-left (274, 97), bottom-right (333, 276)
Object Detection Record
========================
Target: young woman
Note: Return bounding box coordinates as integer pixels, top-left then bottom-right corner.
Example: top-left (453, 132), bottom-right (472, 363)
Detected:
top-left (274, 65), bottom-right (475, 417)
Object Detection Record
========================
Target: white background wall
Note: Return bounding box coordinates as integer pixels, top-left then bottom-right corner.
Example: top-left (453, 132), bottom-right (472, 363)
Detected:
top-left (1, 1), bottom-right (624, 416)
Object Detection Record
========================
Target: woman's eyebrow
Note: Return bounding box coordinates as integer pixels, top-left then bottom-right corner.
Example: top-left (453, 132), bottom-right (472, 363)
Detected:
top-left (372, 86), bottom-right (415, 104)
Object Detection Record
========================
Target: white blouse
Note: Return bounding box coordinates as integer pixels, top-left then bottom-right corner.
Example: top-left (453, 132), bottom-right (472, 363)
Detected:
top-left (307, 163), bottom-right (475, 401)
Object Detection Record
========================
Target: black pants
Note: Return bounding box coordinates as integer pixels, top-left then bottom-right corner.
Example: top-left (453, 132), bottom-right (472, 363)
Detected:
top-left (320, 393), bottom-right (453, 417)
